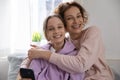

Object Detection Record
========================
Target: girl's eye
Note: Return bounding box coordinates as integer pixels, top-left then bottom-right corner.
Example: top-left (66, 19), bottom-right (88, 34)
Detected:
top-left (48, 28), bottom-right (54, 31)
top-left (58, 26), bottom-right (63, 29)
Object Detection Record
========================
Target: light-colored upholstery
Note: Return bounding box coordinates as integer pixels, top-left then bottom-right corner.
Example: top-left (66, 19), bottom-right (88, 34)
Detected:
top-left (0, 55), bottom-right (120, 80)
top-left (0, 57), bottom-right (9, 80)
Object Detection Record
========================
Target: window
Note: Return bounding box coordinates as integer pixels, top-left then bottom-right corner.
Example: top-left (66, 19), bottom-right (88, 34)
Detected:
top-left (30, 0), bottom-right (66, 39)
top-left (9, 0), bottom-right (73, 54)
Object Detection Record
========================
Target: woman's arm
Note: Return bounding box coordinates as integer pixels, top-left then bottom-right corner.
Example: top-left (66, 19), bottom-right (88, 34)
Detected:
top-left (49, 26), bottom-right (104, 73)
top-left (28, 48), bottom-right (51, 61)
top-left (27, 27), bottom-right (103, 73)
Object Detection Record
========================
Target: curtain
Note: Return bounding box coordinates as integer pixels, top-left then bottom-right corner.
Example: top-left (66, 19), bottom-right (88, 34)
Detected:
top-left (0, 0), bottom-right (73, 57)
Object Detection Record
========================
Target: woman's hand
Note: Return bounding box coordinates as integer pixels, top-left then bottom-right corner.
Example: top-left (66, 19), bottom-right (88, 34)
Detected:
top-left (30, 44), bottom-right (40, 49)
top-left (28, 48), bottom-right (51, 61)
top-left (28, 48), bottom-right (41, 60)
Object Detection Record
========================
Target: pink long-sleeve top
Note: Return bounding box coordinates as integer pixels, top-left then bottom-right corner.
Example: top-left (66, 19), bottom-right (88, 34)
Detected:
top-left (49, 26), bottom-right (114, 80)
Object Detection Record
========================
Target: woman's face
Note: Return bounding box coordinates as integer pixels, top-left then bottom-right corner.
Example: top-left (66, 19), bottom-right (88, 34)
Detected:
top-left (46, 17), bottom-right (66, 45)
top-left (64, 6), bottom-right (84, 35)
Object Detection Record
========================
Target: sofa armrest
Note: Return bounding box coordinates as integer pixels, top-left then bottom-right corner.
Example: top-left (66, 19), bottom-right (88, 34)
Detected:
top-left (0, 57), bottom-right (9, 80)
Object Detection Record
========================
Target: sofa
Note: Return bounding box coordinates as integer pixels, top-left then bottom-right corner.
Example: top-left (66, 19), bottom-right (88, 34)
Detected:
top-left (0, 53), bottom-right (120, 80)
top-left (0, 53), bottom-right (27, 80)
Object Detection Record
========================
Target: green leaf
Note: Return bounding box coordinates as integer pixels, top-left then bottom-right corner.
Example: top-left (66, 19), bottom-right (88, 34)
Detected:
top-left (32, 32), bottom-right (42, 42)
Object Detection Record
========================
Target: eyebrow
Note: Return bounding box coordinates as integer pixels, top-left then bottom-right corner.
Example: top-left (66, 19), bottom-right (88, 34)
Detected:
top-left (65, 12), bottom-right (82, 18)
top-left (47, 23), bottom-right (64, 28)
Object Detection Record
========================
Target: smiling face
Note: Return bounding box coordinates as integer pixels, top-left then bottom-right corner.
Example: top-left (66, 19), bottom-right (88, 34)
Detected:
top-left (64, 6), bottom-right (84, 36)
top-left (46, 16), bottom-right (66, 46)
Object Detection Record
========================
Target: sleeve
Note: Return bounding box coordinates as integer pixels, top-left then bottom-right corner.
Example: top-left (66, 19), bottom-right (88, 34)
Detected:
top-left (20, 46), bottom-right (45, 68)
top-left (49, 26), bottom-right (103, 73)
top-left (29, 59), bottom-right (42, 80)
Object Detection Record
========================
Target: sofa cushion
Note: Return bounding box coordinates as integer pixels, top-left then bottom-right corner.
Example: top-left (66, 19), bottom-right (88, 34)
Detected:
top-left (7, 52), bottom-right (120, 80)
top-left (8, 53), bottom-right (27, 80)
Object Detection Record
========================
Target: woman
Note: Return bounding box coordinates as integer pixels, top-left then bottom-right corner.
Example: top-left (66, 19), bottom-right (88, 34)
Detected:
top-left (52, 1), bottom-right (114, 80)
top-left (18, 14), bottom-right (84, 80)
top-left (20, 1), bottom-right (114, 80)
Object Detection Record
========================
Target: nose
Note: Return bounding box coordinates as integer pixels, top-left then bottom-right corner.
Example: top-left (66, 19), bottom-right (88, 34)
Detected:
top-left (73, 18), bottom-right (79, 24)
top-left (54, 28), bottom-right (59, 33)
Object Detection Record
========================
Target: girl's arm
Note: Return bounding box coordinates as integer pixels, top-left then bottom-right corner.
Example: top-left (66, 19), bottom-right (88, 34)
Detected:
top-left (20, 57), bottom-right (31, 68)
top-left (20, 44), bottom-right (40, 68)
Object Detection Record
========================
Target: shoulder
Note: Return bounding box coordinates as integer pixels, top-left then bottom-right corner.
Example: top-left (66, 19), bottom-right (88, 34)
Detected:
top-left (59, 38), bottom-right (76, 54)
top-left (65, 38), bottom-right (75, 47)
top-left (85, 26), bottom-right (100, 33)
top-left (82, 26), bottom-right (101, 37)
top-left (65, 38), bottom-right (75, 48)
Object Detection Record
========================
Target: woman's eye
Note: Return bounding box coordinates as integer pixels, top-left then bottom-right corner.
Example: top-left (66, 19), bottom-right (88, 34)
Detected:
top-left (66, 17), bottom-right (73, 20)
top-left (77, 15), bottom-right (82, 18)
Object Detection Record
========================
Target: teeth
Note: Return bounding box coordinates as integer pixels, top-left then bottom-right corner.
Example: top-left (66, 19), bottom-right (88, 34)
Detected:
top-left (72, 24), bottom-right (80, 28)
top-left (53, 35), bottom-right (61, 38)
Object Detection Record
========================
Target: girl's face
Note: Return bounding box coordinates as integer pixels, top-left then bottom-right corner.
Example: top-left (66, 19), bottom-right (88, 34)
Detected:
top-left (64, 6), bottom-right (84, 35)
top-left (46, 17), bottom-right (66, 45)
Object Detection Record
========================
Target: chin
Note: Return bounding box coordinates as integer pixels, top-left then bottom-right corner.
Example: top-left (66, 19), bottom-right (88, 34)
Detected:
top-left (73, 30), bottom-right (81, 33)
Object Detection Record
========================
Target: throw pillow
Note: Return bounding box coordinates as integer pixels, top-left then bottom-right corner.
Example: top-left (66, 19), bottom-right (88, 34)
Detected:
top-left (8, 53), bottom-right (27, 80)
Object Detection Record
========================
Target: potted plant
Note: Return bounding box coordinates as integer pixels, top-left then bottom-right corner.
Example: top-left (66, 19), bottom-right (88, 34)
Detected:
top-left (31, 32), bottom-right (42, 46)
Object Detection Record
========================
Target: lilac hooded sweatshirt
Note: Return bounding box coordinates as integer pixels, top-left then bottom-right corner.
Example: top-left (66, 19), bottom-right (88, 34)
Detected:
top-left (29, 39), bottom-right (84, 80)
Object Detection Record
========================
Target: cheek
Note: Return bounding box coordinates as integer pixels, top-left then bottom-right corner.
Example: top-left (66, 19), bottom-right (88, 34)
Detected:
top-left (62, 31), bottom-right (66, 36)
top-left (66, 27), bottom-right (70, 32)
top-left (46, 32), bottom-right (52, 40)
top-left (66, 21), bottom-right (73, 26)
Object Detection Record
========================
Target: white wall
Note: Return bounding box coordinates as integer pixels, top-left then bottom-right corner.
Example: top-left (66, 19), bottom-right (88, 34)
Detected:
top-left (76, 0), bottom-right (120, 59)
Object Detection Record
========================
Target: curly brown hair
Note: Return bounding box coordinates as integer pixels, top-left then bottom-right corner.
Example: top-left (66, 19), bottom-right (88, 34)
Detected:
top-left (54, 1), bottom-right (88, 25)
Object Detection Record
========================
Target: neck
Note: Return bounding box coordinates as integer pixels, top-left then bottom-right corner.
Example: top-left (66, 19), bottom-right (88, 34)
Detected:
top-left (70, 32), bottom-right (82, 40)
top-left (52, 40), bottom-right (65, 52)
